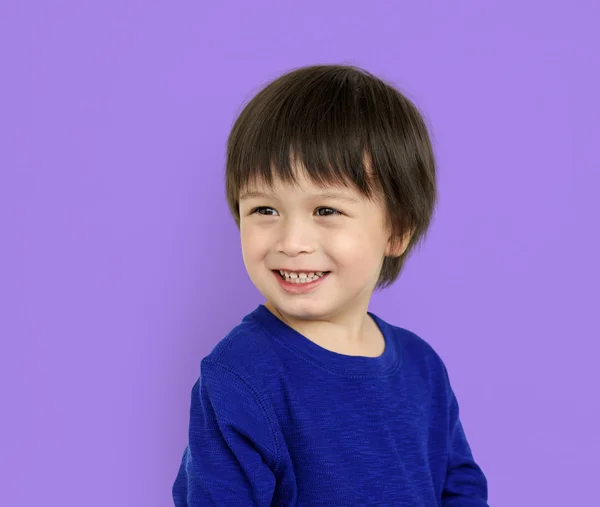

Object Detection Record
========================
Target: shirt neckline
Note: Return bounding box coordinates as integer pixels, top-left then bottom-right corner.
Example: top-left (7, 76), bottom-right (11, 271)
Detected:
top-left (247, 304), bottom-right (401, 378)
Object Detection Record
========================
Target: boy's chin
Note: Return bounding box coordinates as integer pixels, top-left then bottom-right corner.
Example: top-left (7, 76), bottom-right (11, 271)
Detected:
top-left (267, 297), bottom-right (335, 319)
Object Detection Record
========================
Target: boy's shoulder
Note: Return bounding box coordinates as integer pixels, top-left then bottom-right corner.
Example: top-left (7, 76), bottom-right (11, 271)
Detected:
top-left (369, 310), bottom-right (431, 353)
top-left (200, 311), bottom-right (278, 381)
top-left (373, 312), bottom-right (450, 377)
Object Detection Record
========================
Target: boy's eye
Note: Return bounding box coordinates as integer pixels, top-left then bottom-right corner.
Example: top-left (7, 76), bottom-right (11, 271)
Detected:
top-left (251, 206), bottom-right (342, 216)
top-left (315, 207), bottom-right (341, 216)
top-left (252, 207), bottom-right (278, 216)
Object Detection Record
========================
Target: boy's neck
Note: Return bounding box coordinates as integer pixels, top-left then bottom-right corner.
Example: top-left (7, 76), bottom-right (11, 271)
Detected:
top-left (263, 300), bottom-right (385, 358)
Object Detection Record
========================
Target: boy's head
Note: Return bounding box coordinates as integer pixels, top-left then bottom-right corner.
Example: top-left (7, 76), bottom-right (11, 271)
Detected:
top-left (225, 64), bottom-right (437, 319)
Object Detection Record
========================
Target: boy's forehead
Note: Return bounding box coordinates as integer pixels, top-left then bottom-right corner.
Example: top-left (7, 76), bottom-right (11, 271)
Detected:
top-left (240, 176), bottom-right (358, 201)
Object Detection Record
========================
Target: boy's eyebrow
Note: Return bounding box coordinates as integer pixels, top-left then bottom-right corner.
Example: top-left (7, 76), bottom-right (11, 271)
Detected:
top-left (239, 191), bottom-right (359, 203)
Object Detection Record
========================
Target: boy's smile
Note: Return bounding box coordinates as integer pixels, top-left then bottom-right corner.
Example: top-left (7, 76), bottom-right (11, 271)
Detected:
top-left (272, 269), bottom-right (331, 295)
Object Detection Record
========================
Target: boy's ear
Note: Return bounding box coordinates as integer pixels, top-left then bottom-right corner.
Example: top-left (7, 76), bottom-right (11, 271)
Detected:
top-left (385, 229), bottom-right (414, 258)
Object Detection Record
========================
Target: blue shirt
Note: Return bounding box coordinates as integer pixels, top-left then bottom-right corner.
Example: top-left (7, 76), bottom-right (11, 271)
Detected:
top-left (173, 304), bottom-right (488, 506)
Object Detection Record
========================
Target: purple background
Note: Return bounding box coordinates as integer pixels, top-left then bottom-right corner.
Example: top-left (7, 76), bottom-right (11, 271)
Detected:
top-left (2, 1), bottom-right (598, 505)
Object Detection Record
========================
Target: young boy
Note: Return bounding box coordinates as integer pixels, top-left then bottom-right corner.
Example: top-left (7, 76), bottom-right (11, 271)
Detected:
top-left (172, 64), bottom-right (489, 506)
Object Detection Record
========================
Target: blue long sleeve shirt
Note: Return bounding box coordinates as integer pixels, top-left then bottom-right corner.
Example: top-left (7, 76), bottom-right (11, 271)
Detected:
top-left (173, 304), bottom-right (488, 506)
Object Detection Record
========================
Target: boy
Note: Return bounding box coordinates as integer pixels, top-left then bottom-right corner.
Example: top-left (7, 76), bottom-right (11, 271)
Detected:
top-left (173, 64), bottom-right (489, 506)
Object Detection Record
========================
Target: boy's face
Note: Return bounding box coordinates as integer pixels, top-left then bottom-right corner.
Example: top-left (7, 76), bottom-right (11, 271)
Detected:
top-left (238, 167), bottom-right (400, 321)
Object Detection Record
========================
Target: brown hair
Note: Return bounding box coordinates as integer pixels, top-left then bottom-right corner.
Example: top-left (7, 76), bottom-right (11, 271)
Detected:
top-left (225, 64), bottom-right (437, 290)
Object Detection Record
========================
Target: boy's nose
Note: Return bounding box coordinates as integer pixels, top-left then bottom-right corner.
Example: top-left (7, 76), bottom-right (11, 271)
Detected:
top-left (275, 221), bottom-right (317, 256)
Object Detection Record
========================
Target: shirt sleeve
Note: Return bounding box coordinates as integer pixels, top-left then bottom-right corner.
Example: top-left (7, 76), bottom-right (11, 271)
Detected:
top-left (441, 367), bottom-right (489, 506)
top-left (172, 359), bottom-right (280, 506)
